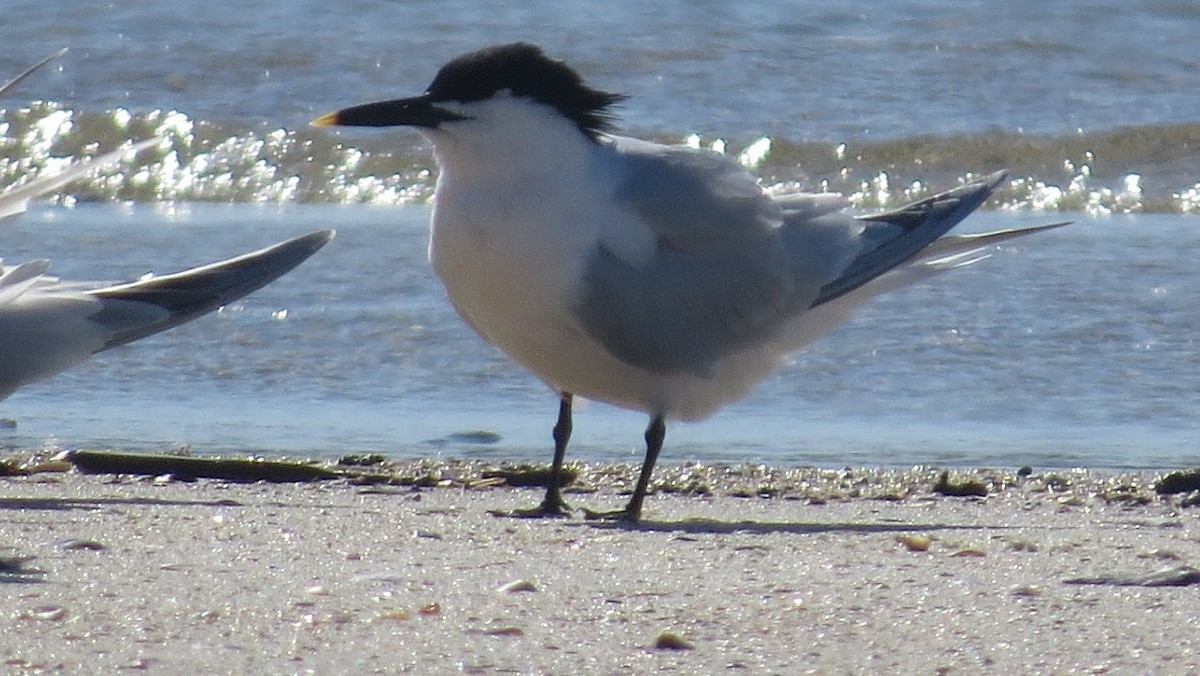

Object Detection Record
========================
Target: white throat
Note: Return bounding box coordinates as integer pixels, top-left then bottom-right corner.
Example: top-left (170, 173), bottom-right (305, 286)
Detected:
top-left (422, 96), bottom-right (629, 395)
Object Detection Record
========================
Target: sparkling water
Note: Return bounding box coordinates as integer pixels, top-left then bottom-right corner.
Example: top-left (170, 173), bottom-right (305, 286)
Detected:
top-left (2, 1), bottom-right (1199, 468)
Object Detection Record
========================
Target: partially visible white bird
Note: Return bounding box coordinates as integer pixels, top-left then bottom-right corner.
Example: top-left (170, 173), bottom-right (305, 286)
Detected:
top-left (0, 137), bottom-right (160, 221)
top-left (0, 51), bottom-right (334, 401)
top-left (314, 43), bottom-right (1066, 522)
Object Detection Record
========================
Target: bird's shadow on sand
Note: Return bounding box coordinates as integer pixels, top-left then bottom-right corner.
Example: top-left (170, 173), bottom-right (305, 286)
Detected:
top-left (570, 517), bottom-right (1038, 536)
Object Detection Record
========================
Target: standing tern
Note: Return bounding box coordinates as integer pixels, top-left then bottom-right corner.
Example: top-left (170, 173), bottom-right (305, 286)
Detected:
top-left (314, 43), bottom-right (1066, 522)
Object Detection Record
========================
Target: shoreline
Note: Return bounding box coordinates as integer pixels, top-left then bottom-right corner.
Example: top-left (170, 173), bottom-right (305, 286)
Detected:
top-left (8, 451), bottom-right (1197, 505)
top-left (3, 461), bottom-right (1199, 673)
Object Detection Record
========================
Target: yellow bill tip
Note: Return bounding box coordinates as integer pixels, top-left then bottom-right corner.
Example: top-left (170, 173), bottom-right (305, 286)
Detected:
top-left (310, 111), bottom-right (341, 128)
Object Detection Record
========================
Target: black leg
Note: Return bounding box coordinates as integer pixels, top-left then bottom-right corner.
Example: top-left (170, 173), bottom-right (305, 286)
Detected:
top-left (584, 413), bottom-right (665, 524)
top-left (493, 392), bottom-right (574, 518)
top-left (624, 414), bottom-right (665, 522)
top-left (541, 392), bottom-right (574, 513)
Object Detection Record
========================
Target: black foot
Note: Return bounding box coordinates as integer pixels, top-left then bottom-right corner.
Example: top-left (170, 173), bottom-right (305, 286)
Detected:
top-left (581, 505), bottom-right (641, 524)
top-left (489, 495), bottom-right (573, 519)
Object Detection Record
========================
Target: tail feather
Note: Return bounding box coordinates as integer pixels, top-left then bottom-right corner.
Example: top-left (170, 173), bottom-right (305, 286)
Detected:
top-left (0, 259), bottom-right (52, 305)
top-left (0, 50), bottom-right (156, 223)
top-left (915, 221), bottom-right (1072, 263)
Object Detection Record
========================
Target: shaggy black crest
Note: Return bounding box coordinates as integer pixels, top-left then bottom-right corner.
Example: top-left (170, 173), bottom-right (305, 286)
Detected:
top-left (425, 43), bottom-right (626, 141)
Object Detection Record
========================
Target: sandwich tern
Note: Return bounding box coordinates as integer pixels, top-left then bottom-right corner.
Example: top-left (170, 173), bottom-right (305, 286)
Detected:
top-left (315, 43), bottom-right (1066, 522)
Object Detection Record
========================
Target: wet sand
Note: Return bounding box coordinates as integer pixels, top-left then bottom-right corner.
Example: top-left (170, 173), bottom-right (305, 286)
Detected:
top-left (2, 461), bottom-right (1198, 674)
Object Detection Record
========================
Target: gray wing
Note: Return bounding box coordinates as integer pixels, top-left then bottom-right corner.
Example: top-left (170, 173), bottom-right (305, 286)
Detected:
top-left (90, 229), bottom-right (334, 350)
top-left (574, 138), bottom-right (1008, 376)
top-left (575, 137), bottom-right (809, 375)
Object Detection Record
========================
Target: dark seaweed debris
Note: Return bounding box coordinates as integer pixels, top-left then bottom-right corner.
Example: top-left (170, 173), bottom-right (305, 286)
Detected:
top-left (0, 555), bottom-right (43, 583)
top-left (66, 451), bottom-right (340, 483)
top-left (1064, 565), bottom-right (1200, 587)
top-left (337, 454), bottom-right (388, 467)
top-left (932, 470), bottom-right (989, 498)
top-left (1154, 469), bottom-right (1200, 495)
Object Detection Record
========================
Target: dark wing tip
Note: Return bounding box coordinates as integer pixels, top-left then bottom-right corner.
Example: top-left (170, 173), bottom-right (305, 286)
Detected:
top-left (91, 229), bottom-right (334, 351)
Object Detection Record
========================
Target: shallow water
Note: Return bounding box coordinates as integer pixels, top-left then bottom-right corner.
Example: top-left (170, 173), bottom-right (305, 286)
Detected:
top-left (2, 204), bottom-right (1198, 470)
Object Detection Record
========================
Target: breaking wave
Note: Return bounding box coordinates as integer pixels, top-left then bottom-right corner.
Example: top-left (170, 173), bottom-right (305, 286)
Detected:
top-left (3, 103), bottom-right (1199, 215)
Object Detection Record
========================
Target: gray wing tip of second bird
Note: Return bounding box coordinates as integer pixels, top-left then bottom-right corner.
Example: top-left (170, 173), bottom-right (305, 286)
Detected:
top-left (91, 228), bottom-right (335, 351)
top-left (96, 229), bottom-right (333, 295)
top-left (0, 48), bottom-right (69, 99)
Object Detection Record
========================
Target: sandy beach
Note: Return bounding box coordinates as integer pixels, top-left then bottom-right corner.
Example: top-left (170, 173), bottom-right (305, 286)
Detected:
top-left (3, 458), bottom-right (1199, 674)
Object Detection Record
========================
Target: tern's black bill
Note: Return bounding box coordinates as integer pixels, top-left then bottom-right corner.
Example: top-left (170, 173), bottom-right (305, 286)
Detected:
top-left (312, 95), bottom-right (467, 129)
